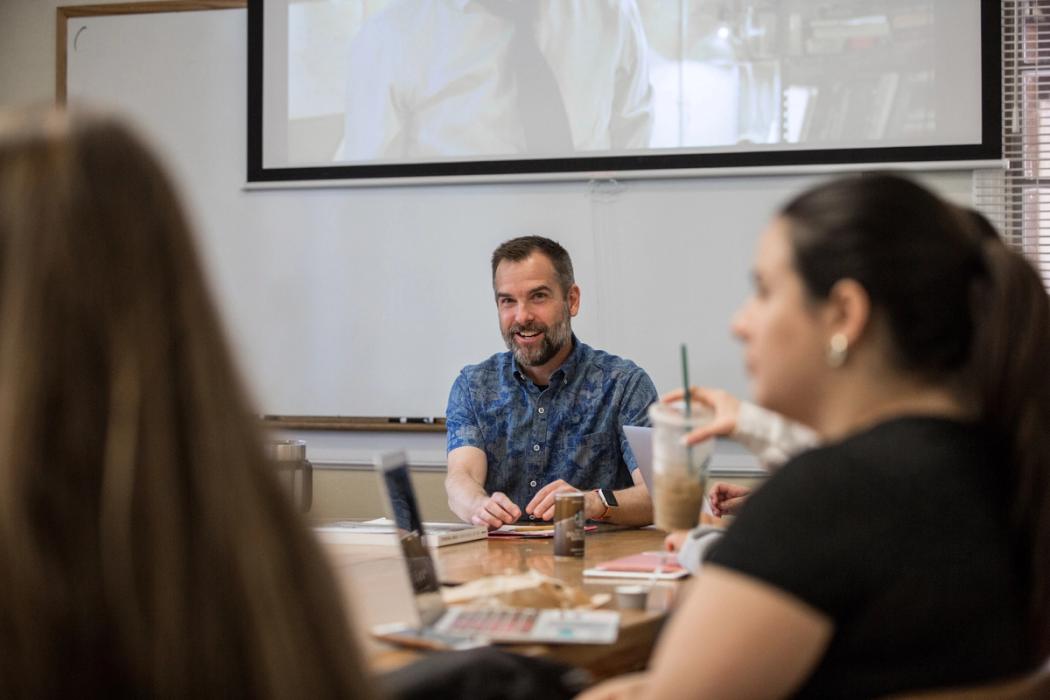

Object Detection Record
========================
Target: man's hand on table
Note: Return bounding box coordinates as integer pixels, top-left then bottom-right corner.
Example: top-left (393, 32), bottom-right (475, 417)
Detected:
top-left (525, 479), bottom-right (603, 521)
top-left (469, 491), bottom-right (521, 529)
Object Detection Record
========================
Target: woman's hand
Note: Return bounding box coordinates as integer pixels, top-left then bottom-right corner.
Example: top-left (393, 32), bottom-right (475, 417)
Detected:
top-left (709, 481), bottom-right (752, 517)
top-left (660, 386), bottom-right (742, 447)
top-left (663, 530), bottom-right (690, 552)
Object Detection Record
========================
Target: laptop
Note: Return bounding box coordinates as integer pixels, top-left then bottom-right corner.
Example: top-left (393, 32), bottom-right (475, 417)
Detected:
top-left (624, 425), bottom-right (655, 489)
top-left (370, 451), bottom-right (621, 649)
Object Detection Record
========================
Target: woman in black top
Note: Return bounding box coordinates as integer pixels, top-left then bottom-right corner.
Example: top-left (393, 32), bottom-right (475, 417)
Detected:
top-left (581, 175), bottom-right (1050, 698)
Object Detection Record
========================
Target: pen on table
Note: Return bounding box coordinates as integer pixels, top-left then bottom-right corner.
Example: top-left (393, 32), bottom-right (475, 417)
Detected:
top-left (388, 417), bottom-right (435, 424)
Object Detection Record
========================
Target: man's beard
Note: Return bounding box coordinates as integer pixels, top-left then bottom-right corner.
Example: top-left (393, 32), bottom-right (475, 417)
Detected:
top-left (503, 305), bottom-right (572, 368)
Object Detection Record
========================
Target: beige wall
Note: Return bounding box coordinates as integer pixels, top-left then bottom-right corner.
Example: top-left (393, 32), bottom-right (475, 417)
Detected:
top-left (309, 468), bottom-right (458, 522)
top-left (0, 0), bottom-right (181, 106)
top-left (307, 467), bottom-right (764, 523)
top-left (0, 1), bottom-right (256, 107)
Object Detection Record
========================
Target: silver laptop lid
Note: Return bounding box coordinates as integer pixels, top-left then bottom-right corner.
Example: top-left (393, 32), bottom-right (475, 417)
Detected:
top-left (623, 425), bottom-right (653, 488)
top-left (374, 450), bottom-right (446, 626)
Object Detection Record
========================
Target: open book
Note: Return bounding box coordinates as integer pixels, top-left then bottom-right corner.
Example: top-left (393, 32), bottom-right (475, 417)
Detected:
top-left (583, 550), bottom-right (690, 580)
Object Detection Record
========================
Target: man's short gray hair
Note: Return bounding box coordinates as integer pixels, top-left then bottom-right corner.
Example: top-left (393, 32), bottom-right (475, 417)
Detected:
top-left (490, 236), bottom-right (575, 297)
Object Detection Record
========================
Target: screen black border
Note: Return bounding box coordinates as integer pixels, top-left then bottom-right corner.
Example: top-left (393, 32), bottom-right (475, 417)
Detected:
top-left (247, 0), bottom-right (1001, 183)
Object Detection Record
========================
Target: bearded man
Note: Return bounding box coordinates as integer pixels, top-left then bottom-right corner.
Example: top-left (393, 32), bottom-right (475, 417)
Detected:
top-left (445, 236), bottom-right (657, 528)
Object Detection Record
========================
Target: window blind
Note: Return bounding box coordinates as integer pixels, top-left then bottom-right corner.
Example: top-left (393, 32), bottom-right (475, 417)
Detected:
top-left (975, 0), bottom-right (1050, 290)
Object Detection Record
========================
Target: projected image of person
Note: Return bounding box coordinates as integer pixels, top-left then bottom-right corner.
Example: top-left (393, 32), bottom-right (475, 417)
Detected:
top-left (640, 4), bottom-right (745, 149)
top-left (334, 0), bottom-right (653, 162)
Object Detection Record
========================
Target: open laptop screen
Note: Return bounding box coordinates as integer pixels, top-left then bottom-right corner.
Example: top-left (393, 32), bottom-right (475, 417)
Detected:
top-left (375, 451), bottom-right (444, 624)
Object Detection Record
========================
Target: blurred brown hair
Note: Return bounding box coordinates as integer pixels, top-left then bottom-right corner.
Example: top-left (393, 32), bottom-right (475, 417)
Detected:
top-left (0, 108), bottom-right (373, 698)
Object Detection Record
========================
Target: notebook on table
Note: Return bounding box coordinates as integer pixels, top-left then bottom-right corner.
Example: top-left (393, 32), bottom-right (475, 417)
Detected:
top-left (314, 517), bottom-right (486, 547)
top-left (583, 550), bottom-right (689, 581)
top-left (488, 523), bottom-right (598, 538)
top-left (370, 450), bottom-right (620, 650)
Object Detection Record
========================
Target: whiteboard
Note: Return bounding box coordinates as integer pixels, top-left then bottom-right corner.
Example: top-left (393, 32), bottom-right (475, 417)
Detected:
top-left (63, 6), bottom-right (976, 419)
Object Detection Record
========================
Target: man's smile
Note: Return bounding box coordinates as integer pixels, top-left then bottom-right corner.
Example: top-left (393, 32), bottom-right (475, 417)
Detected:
top-left (513, 327), bottom-right (545, 345)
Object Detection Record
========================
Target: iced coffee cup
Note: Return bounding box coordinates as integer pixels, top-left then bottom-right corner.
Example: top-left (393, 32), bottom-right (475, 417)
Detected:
top-left (648, 401), bottom-right (714, 532)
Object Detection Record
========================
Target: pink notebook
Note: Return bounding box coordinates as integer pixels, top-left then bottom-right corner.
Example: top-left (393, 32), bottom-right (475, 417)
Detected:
top-left (583, 551), bottom-right (689, 580)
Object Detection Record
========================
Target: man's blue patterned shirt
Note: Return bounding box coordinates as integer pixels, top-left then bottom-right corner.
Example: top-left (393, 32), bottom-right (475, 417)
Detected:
top-left (446, 336), bottom-right (658, 515)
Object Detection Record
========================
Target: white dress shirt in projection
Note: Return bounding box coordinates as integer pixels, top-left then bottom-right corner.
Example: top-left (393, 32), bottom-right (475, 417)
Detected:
top-left (335, 0), bottom-right (654, 162)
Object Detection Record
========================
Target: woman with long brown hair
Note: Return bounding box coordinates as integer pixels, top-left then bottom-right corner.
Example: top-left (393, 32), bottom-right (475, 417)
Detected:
top-left (583, 174), bottom-right (1050, 698)
top-left (0, 108), bottom-right (372, 698)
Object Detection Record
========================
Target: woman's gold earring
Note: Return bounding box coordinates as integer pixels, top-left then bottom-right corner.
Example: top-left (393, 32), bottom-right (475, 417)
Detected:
top-left (826, 333), bottom-right (849, 368)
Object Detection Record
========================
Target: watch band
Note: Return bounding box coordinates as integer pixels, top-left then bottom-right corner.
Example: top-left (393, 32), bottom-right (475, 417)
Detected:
top-left (594, 489), bottom-right (612, 520)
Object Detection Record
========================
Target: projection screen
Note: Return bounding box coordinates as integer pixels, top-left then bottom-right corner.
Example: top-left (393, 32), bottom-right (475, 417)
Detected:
top-left (247, 0), bottom-right (1000, 184)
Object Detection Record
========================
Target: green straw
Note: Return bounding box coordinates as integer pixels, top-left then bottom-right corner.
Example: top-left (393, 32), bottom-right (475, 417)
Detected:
top-left (680, 343), bottom-right (696, 475)
top-left (680, 343), bottom-right (691, 418)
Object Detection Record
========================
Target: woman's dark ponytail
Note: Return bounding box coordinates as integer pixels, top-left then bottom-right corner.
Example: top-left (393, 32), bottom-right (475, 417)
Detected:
top-left (970, 236), bottom-right (1050, 658)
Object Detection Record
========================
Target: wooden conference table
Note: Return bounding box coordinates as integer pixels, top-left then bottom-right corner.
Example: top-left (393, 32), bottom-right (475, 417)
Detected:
top-left (320, 526), bottom-right (688, 680)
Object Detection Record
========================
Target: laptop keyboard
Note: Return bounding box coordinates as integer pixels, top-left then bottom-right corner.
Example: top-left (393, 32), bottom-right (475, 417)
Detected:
top-left (438, 607), bottom-right (621, 644)
top-left (443, 608), bottom-right (539, 636)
